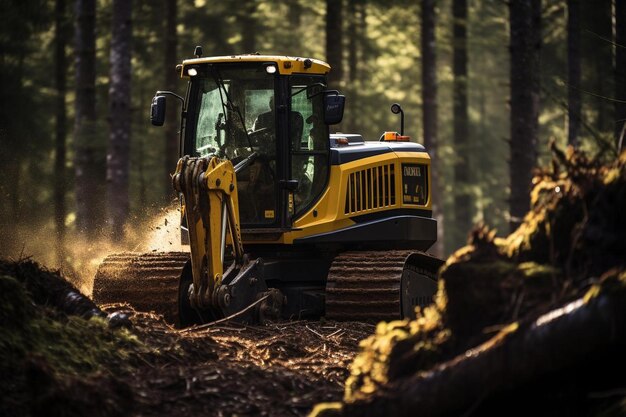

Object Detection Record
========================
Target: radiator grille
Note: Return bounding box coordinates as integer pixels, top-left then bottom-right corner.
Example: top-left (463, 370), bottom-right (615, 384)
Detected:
top-left (344, 164), bottom-right (396, 214)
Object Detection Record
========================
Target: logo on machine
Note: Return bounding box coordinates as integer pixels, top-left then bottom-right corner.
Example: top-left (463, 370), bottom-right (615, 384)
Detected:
top-left (403, 166), bottom-right (421, 177)
top-left (401, 163), bottom-right (427, 206)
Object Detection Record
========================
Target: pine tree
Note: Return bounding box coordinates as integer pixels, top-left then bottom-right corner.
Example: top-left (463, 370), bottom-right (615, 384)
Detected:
top-left (567, 0), bottom-right (581, 147)
top-left (74, 0), bottom-right (101, 238)
top-left (239, 0), bottom-right (258, 53)
top-left (509, 0), bottom-right (541, 232)
top-left (326, 0), bottom-right (344, 88)
top-left (55, 0), bottom-right (69, 258)
top-left (616, 0), bottom-right (626, 148)
top-left (421, 0), bottom-right (443, 256)
top-left (452, 0), bottom-right (471, 243)
top-left (107, 0), bottom-right (133, 240)
top-left (164, 0), bottom-right (178, 201)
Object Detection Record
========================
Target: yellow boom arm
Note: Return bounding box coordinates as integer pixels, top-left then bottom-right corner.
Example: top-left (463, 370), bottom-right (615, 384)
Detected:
top-left (172, 155), bottom-right (243, 310)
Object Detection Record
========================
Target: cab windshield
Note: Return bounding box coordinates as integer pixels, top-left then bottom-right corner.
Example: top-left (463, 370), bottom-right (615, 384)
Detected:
top-left (187, 64), bottom-right (275, 161)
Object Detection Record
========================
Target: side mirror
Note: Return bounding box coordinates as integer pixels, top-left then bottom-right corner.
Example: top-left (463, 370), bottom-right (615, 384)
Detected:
top-left (323, 91), bottom-right (345, 125)
top-left (150, 95), bottom-right (166, 126)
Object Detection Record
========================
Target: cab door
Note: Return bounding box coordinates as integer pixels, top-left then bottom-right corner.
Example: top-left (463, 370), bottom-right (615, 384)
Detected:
top-left (289, 75), bottom-right (330, 219)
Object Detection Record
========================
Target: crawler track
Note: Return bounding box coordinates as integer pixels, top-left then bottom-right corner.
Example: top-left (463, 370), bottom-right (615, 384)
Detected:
top-left (93, 252), bottom-right (190, 325)
top-left (93, 250), bottom-right (439, 325)
top-left (325, 250), bottom-right (439, 321)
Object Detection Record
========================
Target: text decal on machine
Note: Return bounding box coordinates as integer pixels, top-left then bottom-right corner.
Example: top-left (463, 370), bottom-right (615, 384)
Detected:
top-left (401, 163), bottom-right (428, 206)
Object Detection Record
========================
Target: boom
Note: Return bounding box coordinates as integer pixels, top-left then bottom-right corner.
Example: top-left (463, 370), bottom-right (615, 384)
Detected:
top-left (172, 155), bottom-right (250, 313)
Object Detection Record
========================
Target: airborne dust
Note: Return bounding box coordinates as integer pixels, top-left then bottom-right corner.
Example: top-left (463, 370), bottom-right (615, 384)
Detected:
top-left (2, 205), bottom-right (184, 295)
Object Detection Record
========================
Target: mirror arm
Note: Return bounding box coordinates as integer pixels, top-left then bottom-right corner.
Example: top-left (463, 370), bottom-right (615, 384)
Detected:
top-left (156, 90), bottom-right (185, 104)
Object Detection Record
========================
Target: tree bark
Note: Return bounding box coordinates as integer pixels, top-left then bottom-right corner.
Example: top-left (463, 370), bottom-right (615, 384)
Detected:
top-left (583, 0), bottom-right (613, 134)
top-left (452, 0), bottom-right (471, 244)
top-left (107, 0), bottom-right (132, 240)
top-left (164, 0), bottom-right (178, 202)
top-left (509, 0), bottom-right (541, 232)
top-left (359, 1), bottom-right (367, 63)
top-left (567, 0), bottom-right (581, 147)
top-left (421, 0), bottom-right (443, 257)
top-left (74, 0), bottom-right (100, 238)
top-left (202, 12), bottom-right (235, 56)
top-left (55, 0), bottom-right (68, 259)
top-left (239, 0), bottom-right (257, 53)
top-left (616, 0), bottom-right (626, 148)
top-left (347, 0), bottom-right (357, 87)
top-left (346, 0), bottom-right (358, 133)
top-left (326, 0), bottom-right (344, 88)
top-left (287, 0), bottom-right (302, 54)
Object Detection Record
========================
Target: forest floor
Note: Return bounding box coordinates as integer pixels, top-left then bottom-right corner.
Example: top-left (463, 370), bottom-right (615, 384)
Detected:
top-left (0, 258), bottom-right (373, 417)
top-left (97, 306), bottom-right (373, 417)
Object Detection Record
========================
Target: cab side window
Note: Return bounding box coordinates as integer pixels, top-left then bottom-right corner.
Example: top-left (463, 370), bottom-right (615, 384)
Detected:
top-left (290, 76), bottom-right (329, 214)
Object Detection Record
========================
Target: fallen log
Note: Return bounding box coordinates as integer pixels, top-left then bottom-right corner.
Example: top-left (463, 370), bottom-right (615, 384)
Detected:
top-left (0, 258), bottom-right (128, 327)
top-left (326, 271), bottom-right (626, 417)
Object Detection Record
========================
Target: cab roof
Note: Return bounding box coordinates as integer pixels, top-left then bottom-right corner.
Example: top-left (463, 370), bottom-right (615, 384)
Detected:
top-left (180, 55), bottom-right (331, 76)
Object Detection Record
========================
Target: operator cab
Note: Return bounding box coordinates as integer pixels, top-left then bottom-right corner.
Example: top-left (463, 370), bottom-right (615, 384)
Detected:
top-left (169, 59), bottom-right (342, 229)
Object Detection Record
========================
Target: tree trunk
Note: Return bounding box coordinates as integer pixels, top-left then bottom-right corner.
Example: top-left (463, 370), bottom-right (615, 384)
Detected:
top-left (509, 0), bottom-right (541, 232)
top-left (287, 0), bottom-right (302, 54)
top-left (583, 0), bottom-right (613, 134)
top-left (107, 0), bottom-right (132, 240)
top-left (421, 0), bottom-right (443, 257)
top-left (452, 0), bottom-right (471, 245)
top-left (164, 0), bottom-right (178, 202)
top-left (204, 13), bottom-right (234, 56)
top-left (74, 0), bottom-right (100, 238)
top-left (346, 0), bottom-right (358, 133)
top-left (567, 0), bottom-right (581, 147)
top-left (55, 0), bottom-right (68, 260)
top-left (359, 1), bottom-right (367, 63)
top-left (239, 0), bottom-right (257, 53)
top-left (137, 84), bottom-right (147, 209)
top-left (326, 0), bottom-right (344, 88)
top-left (616, 0), bottom-right (626, 148)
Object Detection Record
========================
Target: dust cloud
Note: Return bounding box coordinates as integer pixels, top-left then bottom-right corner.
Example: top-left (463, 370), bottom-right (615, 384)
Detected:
top-left (0, 206), bottom-right (187, 296)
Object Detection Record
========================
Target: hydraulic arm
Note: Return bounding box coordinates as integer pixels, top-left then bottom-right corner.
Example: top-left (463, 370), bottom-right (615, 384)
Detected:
top-left (172, 155), bottom-right (244, 311)
top-left (171, 153), bottom-right (270, 319)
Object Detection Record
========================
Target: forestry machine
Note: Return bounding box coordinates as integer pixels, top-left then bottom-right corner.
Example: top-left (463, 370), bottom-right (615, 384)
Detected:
top-left (94, 49), bottom-right (443, 326)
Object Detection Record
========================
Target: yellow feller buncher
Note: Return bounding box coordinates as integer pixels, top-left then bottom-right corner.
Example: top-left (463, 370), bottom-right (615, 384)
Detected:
top-left (94, 48), bottom-right (443, 326)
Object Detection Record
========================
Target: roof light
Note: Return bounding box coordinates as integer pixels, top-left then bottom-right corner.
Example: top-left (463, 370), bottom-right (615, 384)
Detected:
top-left (380, 131), bottom-right (412, 142)
top-left (187, 68), bottom-right (198, 77)
top-left (265, 65), bottom-right (277, 74)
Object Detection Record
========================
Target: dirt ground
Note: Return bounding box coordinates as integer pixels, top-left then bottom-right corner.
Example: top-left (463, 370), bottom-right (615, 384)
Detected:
top-left (105, 305), bottom-right (373, 417)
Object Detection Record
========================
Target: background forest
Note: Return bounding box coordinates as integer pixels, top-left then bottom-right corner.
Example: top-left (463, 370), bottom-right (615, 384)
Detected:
top-left (0, 0), bottom-right (624, 276)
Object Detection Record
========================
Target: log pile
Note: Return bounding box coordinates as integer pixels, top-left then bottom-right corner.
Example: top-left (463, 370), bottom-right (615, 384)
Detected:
top-left (312, 146), bottom-right (626, 417)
